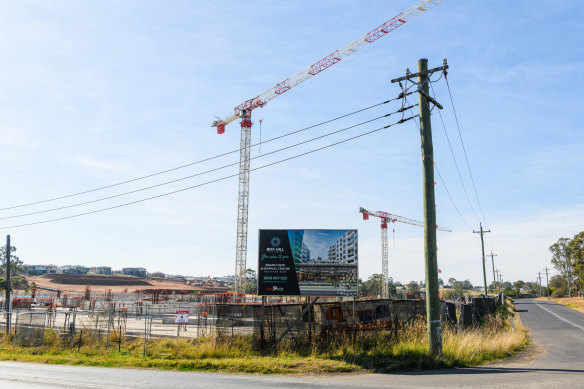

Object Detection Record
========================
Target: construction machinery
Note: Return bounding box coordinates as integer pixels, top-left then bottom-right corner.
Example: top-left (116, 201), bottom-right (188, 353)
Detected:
top-left (213, 0), bottom-right (445, 294)
top-left (359, 207), bottom-right (451, 299)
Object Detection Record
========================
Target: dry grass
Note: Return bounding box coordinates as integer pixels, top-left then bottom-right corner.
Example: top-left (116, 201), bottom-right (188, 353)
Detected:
top-left (539, 296), bottom-right (584, 314)
top-left (0, 300), bottom-right (528, 374)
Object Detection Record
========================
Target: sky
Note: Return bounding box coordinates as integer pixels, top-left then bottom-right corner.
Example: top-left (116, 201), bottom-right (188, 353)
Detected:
top-left (0, 0), bottom-right (582, 287)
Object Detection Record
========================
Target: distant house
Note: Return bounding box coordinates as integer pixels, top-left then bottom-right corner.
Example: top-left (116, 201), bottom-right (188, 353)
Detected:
top-left (23, 264), bottom-right (58, 275)
top-left (88, 266), bottom-right (112, 275)
top-left (122, 267), bottom-right (147, 277)
top-left (149, 272), bottom-right (165, 278)
top-left (58, 265), bottom-right (88, 274)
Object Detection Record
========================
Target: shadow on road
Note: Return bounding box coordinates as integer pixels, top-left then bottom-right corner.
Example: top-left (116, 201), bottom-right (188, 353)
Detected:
top-left (397, 366), bottom-right (584, 376)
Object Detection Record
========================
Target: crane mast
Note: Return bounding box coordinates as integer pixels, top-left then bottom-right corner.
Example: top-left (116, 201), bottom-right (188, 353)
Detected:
top-left (359, 207), bottom-right (450, 299)
top-left (214, 0), bottom-right (445, 295)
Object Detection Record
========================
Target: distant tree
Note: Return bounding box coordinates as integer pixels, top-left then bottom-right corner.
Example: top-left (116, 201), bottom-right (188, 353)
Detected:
top-left (0, 245), bottom-right (28, 291)
top-left (447, 277), bottom-right (457, 287)
top-left (549, 275), bottom-right (567, 297)
top-left (360, 274), bottom-right (396, 298)
top-left (438, 278), bottom-right (444, 287)
top-left (549, 237), bottom-right (574, 296)
top-left (513, 280), bottom-right (525, 293)
top-left (244, 268), bottom-right (257, 294)
top-left (568, 231), bottom-right (584, 293)
top-left (452, 281), bottom-right (464, 298)
top-left (462, 280), bottom-right (473, 290)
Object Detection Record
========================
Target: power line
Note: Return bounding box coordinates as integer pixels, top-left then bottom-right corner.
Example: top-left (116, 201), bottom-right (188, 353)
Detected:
top-left (434, 165), bottom-right (472, 230)
top-left (444, 73), bottom-right (489, 228)
top-left (0, 116), bottom-right (418, 230)
top-left (0, 92), bottom-right (414, 212)
top-left (400, 76), bottom-right (476, 229)
top-left (429, 81), bottom-right (480, 224)
top-left (0, 107), bottom-right (415, 220)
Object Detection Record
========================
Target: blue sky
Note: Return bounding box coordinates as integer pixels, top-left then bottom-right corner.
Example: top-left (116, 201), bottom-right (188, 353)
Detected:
top-left (0, 1), bottom-right (582, 287)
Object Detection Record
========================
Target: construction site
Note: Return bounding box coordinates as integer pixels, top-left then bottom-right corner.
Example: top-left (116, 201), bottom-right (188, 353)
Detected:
top-left (2, 0), bottom-right (499, 357)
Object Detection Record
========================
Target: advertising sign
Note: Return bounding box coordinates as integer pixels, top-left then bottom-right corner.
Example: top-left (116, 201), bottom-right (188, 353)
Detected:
top-left (258, 229), bottom-right (358, 297)
top-left (174, 310), bottom-right (189, 324)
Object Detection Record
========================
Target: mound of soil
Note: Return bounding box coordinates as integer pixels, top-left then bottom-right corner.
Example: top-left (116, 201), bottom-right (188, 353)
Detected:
top-left (43, 274), bottom-right (153, 286)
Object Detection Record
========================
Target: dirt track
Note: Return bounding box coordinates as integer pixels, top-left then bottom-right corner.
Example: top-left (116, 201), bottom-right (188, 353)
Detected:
top-left (27, 274), bottom-right (208, 293)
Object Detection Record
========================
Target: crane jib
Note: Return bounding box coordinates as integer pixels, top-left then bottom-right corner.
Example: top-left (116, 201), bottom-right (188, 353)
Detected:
top-left (212, 0), bottom-right (445, 131)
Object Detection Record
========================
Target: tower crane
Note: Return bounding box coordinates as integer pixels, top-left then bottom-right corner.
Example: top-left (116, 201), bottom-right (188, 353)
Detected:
top-left (212, 0), bottom-right (445, 294)
top-left (359, 207), bottom-right (451, 299)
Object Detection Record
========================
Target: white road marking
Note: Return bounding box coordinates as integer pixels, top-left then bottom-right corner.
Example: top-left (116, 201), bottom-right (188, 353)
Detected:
top-left (0, 375), bottom-right (127, 388)
top-left (535, 302), bottom-right (584, 331)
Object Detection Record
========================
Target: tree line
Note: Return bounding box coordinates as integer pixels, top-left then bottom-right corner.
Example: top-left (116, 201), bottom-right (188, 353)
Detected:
top-left (549, 231), bottom-right (584, 297)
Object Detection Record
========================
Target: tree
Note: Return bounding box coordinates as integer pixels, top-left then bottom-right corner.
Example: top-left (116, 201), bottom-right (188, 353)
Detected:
top-left (462, 280), bottom-right (473, 290)
top-left (0, 244), bottom-right (28, 291)
top-left (549, 237), bottom-right (574, 296)
top-left (438, 278), bottom-right (444, 287)
top-left (568, 231), bottom-right (584, 294)
top-left (244, 268), bottom-right (257, 294)
top-left (549, 274), bottom-right (567, 297)
top-left (361, 274), bottom-right (383, 297)
top-left (513, 280), bottom-right (525, 294)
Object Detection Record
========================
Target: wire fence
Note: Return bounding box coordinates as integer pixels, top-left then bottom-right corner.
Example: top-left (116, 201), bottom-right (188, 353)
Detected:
top-left (0, 294), bottom-right (499, 353)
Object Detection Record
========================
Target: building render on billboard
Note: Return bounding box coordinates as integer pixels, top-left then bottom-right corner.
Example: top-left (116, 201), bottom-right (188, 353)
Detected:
top-left (326, 230), bottom-right (357, 264)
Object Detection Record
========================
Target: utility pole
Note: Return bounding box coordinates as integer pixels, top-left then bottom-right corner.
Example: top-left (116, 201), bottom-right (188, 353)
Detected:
top-left (5, 235), bottom-right (11, 336)
top-left (544, 267), bottom-right (551, 300)
top-left (391, 58), bottom-right (448, 355)
top-left (473, 223), bottom-right (491, 297)
top-left (537, 273), bottom-right (542, 297)
top-left (565, 255), bottom-right (572, 298)
top-left (488, 251), bottom-right (497, 294)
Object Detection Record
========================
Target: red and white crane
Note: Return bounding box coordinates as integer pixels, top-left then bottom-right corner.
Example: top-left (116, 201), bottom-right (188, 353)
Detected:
top-left (213, 0), bottom-right (445, 294)
top-left (359, 207), bottom-right (451, 299)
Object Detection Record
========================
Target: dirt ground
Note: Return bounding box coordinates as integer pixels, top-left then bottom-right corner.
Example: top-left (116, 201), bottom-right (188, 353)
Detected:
top-left (26, 274), bottom-right (219, 294)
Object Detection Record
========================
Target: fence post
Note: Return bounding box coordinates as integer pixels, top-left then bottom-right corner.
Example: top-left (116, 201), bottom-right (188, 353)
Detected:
top-left (143, 303), bottom-right (149, 356)
top-left (260, 296), bottom-right (265, 350)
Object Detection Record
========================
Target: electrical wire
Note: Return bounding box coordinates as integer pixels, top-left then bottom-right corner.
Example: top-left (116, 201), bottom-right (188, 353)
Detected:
top-left (0, 92), bottom-right (414, 212)
top-left (0, 107), bottom-right (415, 220)
top-left (0, 116), bottom-right (418, 230)
top-left (398, 74), bottom-right (473, 231)
top-left (444, 74), bottom-right (490, 228)
top-left (0, 107), bottom-right (416, 220)
top-left (430, 81), bottom-right (480, 224)
top-left (435, 165), bottom-right (472, 230)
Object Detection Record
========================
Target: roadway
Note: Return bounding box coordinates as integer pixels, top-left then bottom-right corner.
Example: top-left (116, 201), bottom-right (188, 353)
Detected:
top-left (1, 298), bottom-right (583, 388)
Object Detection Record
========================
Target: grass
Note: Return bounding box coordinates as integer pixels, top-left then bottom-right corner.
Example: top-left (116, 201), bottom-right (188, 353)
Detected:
top-left (0, 301), bottom-right (528, 374)
top-left (538, 296), bottom-right (584, 314)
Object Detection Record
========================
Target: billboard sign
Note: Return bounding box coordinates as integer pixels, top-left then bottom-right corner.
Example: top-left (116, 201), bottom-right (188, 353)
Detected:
top-left (258, 229), bottom-right (358, 297)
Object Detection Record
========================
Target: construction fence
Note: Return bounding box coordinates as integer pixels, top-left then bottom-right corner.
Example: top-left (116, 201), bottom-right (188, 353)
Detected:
top-left (0, 295), bottom-right (499, 353)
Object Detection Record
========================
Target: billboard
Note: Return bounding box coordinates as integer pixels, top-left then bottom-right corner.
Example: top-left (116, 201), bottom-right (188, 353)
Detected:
top-left (258, 229), bottom-right (358, 297)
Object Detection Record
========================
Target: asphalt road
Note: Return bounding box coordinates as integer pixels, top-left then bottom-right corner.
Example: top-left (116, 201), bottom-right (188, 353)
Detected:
top-left (1, 298), bottom-right (583, 388)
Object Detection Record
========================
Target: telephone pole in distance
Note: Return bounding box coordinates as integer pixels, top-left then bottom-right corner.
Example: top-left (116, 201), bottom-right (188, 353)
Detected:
top-left (474, 223), bottom-right (491, 297)
top-left (544, 267), bottom-right (551, 300)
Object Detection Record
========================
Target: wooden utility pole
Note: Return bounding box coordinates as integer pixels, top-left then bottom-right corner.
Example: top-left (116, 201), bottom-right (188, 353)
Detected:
top-left (5, 235), bottom-right (11, 336)
top-left (488, 251), bottom-right (497, 294)
top-left (537, 273), bottom-right (543, 297)
top-left (473, 224), bottom-right (490, 296)
top-left (544, 267), bottom-right (551, 300)
top-left (391, 58), bottom-right (448, 355)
